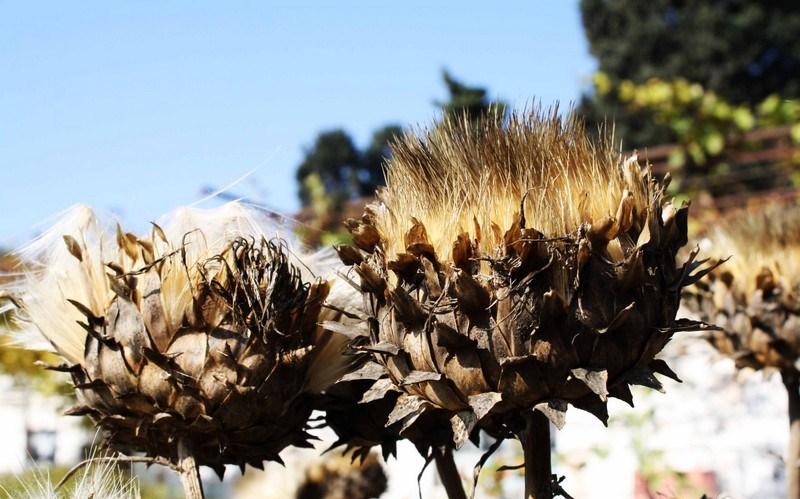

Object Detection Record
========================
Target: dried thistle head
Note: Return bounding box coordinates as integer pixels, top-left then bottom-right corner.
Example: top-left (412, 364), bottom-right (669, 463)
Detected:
top-left (685, 204), bottom-right (800, 371)
top-left (335, 109), bottom-right (712, 451)
top-left (9, 202), bottom-right (352, 476)
top-left (295, 452), bottom-right (387, 499)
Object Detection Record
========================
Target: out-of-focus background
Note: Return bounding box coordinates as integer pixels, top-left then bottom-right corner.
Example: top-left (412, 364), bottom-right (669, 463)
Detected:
top-left (1, 2), bottom-right (799, 498)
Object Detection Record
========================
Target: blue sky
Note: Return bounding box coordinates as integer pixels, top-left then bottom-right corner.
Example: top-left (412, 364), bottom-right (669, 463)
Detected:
top-left (1, 2), bottom-right (595, 244)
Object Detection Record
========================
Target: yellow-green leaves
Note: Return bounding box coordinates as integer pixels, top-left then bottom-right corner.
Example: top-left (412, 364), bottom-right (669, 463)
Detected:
top-left (589, 72), bottom-right (800, 167)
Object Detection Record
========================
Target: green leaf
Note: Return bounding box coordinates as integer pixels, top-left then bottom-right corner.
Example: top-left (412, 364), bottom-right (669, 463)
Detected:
top-left (759, 94), bottom-right (780, 116)
top-left (687, 142), bottom-right (706, 164)
top-left (702, 131), bottom-right (724, 155)
top-left (791, 123), bottom-right (800, 144)
top-left (592, 72), bottom-right (612, 95)
top-left (732, 107), bottom-right (755, 130)
top-left (670, 117), bottom-right (693, 136)
top-left (668, 149), bottom-right (686, 168)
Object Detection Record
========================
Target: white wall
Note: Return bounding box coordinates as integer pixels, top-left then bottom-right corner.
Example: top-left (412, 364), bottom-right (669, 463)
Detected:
top-left (0, 376), bottom-right (88, 474)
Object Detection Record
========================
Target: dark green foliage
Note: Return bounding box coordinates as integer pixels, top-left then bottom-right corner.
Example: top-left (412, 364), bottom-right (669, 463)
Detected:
top-left (437, 70), bottom-right (506, 122)
top-left (361, 125), bottom-right (404, 197)
top-left (580, 0), bottom-right (800, 147)
top-left (296, 130), bottom-right (361, 206)
top-left (296, 126), bottom-right (403, 207)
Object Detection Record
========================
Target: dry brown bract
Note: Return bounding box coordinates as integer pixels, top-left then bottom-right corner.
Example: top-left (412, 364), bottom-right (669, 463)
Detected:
top-left (684, 204), bottom-right (800, 372)
top-left (12, 204), bottom-right (348, 478)
top-left (334, 110), bottom-right (715, 452)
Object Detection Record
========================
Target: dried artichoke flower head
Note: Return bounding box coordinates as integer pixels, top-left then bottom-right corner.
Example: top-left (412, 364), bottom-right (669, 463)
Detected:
top-left (336, 109), bottom-right (714, 455)
top-left (11, 202), bottom-right (352, 480)
top-left (686, 203), bottom-right (800, 372)
top-left (296, 452), bottom-right (387, 499)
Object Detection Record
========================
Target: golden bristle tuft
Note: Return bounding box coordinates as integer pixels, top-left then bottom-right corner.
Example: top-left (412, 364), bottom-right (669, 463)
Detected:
top-left (703, 204), bottom-right (800, 297)
top-left (376, 108), bottom-right (653, 261)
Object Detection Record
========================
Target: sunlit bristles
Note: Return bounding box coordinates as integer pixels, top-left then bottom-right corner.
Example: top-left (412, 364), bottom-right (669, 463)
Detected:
top-left (14, 205), bottom-right (112, 364)
top-left (7, 447), bottom-right (140, 499)
top-left (376, 108), bottom-right (653, 260)
top-left (703, 203), bottom-right (800, 297)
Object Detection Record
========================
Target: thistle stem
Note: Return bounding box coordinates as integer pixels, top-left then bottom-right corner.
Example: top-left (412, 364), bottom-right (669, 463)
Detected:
top-left (520, 412), bottom-right (551, 499)
top-left (177, 439), bottom-right (205, 499)
top-left (783, 372), bottom-right (800, 499)
top-left (434, 447), bottom-right (467, 499)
